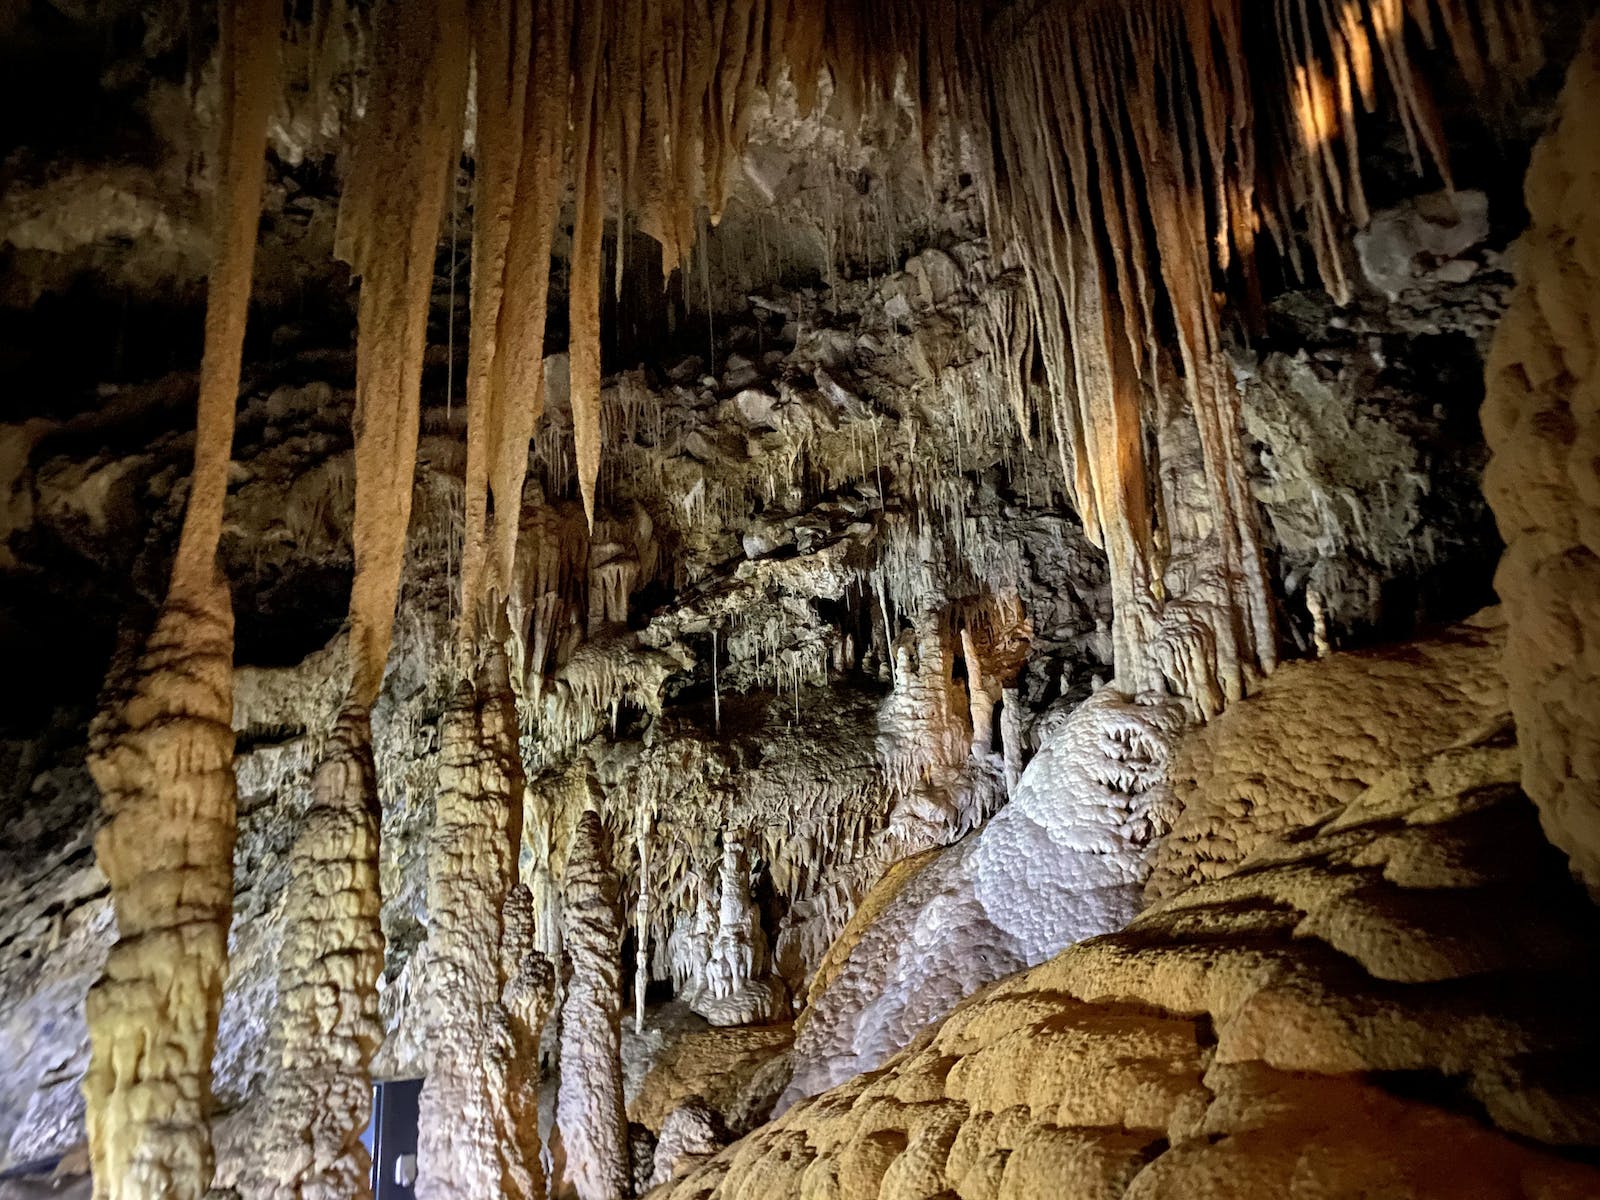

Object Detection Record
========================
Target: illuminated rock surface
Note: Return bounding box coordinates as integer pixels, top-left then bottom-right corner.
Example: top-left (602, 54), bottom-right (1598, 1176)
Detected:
top-left (0, 3), bottom-right (1596, 1198)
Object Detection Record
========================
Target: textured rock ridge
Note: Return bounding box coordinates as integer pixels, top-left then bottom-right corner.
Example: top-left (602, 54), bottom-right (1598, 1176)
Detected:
top-left (1146, 610), bottom-right (1509, 901)
top-left (82, 588), bottom-right (238, 1200)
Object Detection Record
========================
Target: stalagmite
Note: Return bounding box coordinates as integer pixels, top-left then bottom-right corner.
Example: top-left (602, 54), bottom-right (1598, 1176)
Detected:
top-left (557, 810), bottom-right (631, 1200)
top-left (82, 2), bottom-right (277, 1196)
top-left (961, 627), bottom-right (995, 758)
top-left (241, 710), bottom-right (385, 1200)
top-left (633, 810), bottom-right (651, 1034)
top-left (416, 648), bottom-right (536, 1200)
top-left (1000, 686), bottom-right (1024, 795)
top-left (690, 830), bottom-right (784, 1027)
top-left (254, 6), bottom-right (470, 1196)
top-left (501, 885), bottom-right (556, 1196)
top-left (83, 593), bottom-right (241, 1200)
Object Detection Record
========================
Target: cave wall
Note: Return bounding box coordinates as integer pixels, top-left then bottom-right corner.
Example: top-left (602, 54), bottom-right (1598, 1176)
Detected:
top-left (1484, 15), bottom-right (1600, 897)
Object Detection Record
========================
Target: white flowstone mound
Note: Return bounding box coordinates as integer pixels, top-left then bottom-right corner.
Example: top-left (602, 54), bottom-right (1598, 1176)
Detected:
top-left (781, 687), bottom-right (1184, 1108)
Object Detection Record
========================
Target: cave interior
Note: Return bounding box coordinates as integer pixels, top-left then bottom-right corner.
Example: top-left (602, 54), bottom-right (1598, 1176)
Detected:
top-left (2, 0), bottom-right (1600, 1198)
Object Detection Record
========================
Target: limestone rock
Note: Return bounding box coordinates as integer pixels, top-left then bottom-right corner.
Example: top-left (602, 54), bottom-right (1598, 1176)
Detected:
top-left (654, 723), bottom-right (1600, 1200)
top-left (1146, 611), bottom-right (1508, 901)
top-left (1483, 17), bottom-right (1600, 898)
top-left (783, 689), bottom-right (1184, 1109)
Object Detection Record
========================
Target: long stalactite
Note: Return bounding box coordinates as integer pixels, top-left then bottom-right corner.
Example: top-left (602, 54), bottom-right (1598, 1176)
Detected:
top-left (512, 0), bottom-right (1534, 715)
top-left (81, 3), bottom-right (277, 1197)
top-left (458, 0), bottom-right (532, 641)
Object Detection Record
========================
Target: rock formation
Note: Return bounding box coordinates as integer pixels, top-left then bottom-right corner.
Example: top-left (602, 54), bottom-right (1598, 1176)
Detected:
top-left (82, 590), bottom-right (240, 1200)
top-left (79, 2), bottom-right (277, 1195)
top-left (415, 650), bottom-right (535, 1199)
top-left (647, 1100), bottom-right (731, 1188)
top-left (687, 831), bottom-right (786, 1028)
top-left (784, 688), bottom-right (1185, 1107)
top-left (248, 9), bottom-right (470, 1195)
top-left (558, 811), bottom-right (632, 1200)
top-left (238, 709), bottom-right (385, 1200)
top-left (0, 3), bottom-right (1595, 1199)
top-left (1145, 610), bottom-right (1509, 900)
top-left (1484, 15), bottom-right (1600, 898)
top-left (500, 884), bottom-right (556, 1196)
top-left (655, 718), bottom-right (1600, 1200)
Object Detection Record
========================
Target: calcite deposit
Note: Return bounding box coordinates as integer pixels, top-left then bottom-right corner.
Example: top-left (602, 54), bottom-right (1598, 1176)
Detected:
top-left (558, 811), bottom-right (632, 1200)
top-left (1484, 15), bottom-right (1600, 899)
top-left (655, 721), bottom-right (1600, 1200)
top-left (0, 2), bottom-right (1596, 1199)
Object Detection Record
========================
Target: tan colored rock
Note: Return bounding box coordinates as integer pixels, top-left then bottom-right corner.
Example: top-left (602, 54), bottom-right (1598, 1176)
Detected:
top-left (631, 1024), bottom-right (795, 1134)
top-left (1146, 610), bottom-right (1507, 901)
top-left (1483, 16), bottom-right (1600, 898)
top-left (82, 2), bottom-right (277, 1193)
top-left (242, 10), bottom-right (470, 1196)
top-left (653, 719), bottom-right (1600, 1199)
top-left (501, 883), bottom-right (557, 1193)
top-left (416, 650), bottom-right (541, 1199)
top-left (242, 706), bottom-right (385, 1199)
top-left (559, 810), bottom-right (632, 1199)
top-left (83, 587), bottom-right (239, 1200)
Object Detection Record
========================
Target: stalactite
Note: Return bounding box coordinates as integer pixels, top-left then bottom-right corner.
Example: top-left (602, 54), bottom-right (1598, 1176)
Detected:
top-left (83, 3), bottom-right (276, 1196)
top-left (972, 0), bottom-right (1530, 713)
top-left (486, 1), bottom-right (572, 603)
top-left (416, 649), bottom-right (538, 1200)
top-left (568, 1), bottom-right (608, 530)
top-left (333, 0), bottom-right (469, 704)
top-left (253, 9), bottom-right (470, 1199)
top-left (458, 0), bottom-right (532, 642)
top-left (243, 709), bottom-right (385, 1200)
top-left (558, 810), bottom-right (632, 1200)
